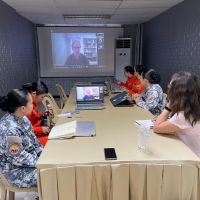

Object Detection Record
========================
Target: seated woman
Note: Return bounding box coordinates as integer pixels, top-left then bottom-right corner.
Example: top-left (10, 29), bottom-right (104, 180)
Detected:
top-left (118, 65), bottom-right (144, 94)
top-left (0, 89), bottom-right (42, 188)
top-left (154, 71), bottom-right (200, 157)
top-left (132, 69), bottom-right (166, 115)
top-left (23, 81), bottom-right (50, 146)
top-left (134, 65), bottom-right (146, 79)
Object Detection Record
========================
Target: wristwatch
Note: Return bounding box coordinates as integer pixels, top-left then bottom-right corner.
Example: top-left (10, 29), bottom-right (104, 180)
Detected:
top-left (165, 106), bottom-right (171, 112)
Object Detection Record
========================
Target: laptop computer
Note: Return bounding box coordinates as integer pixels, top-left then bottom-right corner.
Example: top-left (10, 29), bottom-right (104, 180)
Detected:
top-left (76, 84), bottom-right (105, 110)
top-left (75, 121), bottom-right (96, 136)
top-left (110, 91), bottom-right (134, 107)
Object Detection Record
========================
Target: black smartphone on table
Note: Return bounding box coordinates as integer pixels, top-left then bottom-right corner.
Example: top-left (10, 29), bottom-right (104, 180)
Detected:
top-left (104, 148), bottom-right (117, 160)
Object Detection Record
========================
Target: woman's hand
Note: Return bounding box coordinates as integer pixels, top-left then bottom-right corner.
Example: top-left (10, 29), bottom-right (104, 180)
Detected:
top-left (117, 81), bottom-right (122, 85)
top-left (46, 104), bottom-right (54, 114)
top-left (152, 116), bottom-right (158, 125)
top-left (42, 126), bottom-right (50, 134)
top-left (132, 93), bottom-right (140, 103)
top-left (121, 87), bottom-right (128, 92)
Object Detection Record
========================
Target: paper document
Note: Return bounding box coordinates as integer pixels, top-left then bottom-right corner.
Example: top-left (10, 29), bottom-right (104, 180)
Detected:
top-left (48, 121), bottom-right (76, 139)
top-left (134, 120), bottom-right (154, 128)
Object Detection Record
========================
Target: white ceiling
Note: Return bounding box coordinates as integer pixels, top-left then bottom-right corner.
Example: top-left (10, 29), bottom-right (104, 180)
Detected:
top-left (2, 0), bottom-right (184, 26)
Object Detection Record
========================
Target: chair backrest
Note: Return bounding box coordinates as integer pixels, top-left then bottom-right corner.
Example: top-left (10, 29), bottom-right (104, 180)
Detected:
top-left (46, 93), bottom-right (60, 110)
top-left (105, 81), bottom-right (111, 93)
top-left (43, 96), bottom-right (59, 115)
top-left (0, 172), bottom-right (10, 187)
top-left (0, 172), bottom-right (37, 193)
top-left (56, 84), bottom-right (68, 108)
top-left (42, 96), bottom-right (60, 126)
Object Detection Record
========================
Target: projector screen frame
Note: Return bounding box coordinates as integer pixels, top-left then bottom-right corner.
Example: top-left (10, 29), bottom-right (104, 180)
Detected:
top-left (36, 26), bottom-right (123, 78)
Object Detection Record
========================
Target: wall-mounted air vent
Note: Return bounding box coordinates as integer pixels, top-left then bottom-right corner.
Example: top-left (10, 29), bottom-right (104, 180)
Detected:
top-left (116, 39), bottom-right (131, 49)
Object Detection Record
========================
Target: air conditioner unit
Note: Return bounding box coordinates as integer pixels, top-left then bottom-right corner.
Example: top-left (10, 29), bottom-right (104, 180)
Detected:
top-left (115, 38), bottom-right (132, 82)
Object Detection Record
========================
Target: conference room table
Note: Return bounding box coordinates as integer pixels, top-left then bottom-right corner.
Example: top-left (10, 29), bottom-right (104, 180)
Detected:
top-left (36, 89), bottom-right (200, 200)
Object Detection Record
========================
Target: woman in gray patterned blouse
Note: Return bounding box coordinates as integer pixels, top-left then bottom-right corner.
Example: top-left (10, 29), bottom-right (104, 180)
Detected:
top-left (132, 69), bottom-right (166, 115)
top-left (0, 89), bottom-right (43, 188)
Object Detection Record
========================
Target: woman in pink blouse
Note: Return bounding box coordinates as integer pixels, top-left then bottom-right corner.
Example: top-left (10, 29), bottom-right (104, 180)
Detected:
top-left (154, 71), bottom-right (200, 157)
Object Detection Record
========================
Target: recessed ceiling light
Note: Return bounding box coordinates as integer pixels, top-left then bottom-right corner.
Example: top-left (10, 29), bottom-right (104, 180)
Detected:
top-left (63, 15), bottom-right (111, 20)
top-left (43, 24), bottom-right (121, 27)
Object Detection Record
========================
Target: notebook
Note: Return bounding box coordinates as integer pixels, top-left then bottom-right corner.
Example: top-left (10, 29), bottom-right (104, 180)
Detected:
top-left (76, 121), bottom-right (96, 136)
top-left (48, 120), bottom-right (96, 139)
top-left (76, 84), bottom-right (105, 110)
top-left (134, 120), bottom-right (154, 128)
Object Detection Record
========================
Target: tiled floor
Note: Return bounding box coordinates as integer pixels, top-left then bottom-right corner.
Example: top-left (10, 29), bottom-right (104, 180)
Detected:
top-left (0, 183), bottom-right (38, 200)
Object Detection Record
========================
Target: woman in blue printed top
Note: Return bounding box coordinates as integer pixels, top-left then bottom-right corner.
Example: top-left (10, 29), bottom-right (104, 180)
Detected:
top-left (0, 89), bottom-right (42, 188)
top-left (132, 69), bottom-right (166, 115)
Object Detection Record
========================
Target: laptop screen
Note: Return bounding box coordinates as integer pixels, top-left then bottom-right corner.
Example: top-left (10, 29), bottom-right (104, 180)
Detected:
top-left (76, 85), bottom-right (104, 104)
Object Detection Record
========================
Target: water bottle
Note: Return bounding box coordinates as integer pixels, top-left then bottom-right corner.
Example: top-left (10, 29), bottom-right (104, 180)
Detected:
top-left (47, 104), bottom-right (54, 118)
top-left (138, 125), bottom-right (152, 153)
top-left (47, 104), bottom-right (52, 110)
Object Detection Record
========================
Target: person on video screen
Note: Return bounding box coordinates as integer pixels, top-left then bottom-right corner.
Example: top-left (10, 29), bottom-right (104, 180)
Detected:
top-left (83, 88), bottom-right (95, 101)
top-left (65, 40), bottom-right (89, 66)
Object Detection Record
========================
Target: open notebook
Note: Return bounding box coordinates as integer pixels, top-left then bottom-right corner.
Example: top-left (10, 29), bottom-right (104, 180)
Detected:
top-left (48, 121), bottom-right (96, 139)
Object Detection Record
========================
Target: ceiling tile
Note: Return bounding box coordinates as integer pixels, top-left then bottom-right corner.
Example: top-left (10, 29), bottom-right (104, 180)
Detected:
top-left (120, 0), bottom-right (183, 9)
top-left (2, 0), bottom-right (54, 7)
top-left (115, 7), bottom-right (168, 15)
top-left (19, 12), bottom-right (65, 24)
top-left (16, 6), bottom-right (59, 14)
top-left (2, 0), bottom-right (184, 25)
top-left (54, 1), bottom-right (121, 8)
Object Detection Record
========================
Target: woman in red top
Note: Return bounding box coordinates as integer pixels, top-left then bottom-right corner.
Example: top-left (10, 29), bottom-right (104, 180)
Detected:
top-left (23, 81), bottom-right (50, 146)
top-left (118, 65), bottom-right (144, 95)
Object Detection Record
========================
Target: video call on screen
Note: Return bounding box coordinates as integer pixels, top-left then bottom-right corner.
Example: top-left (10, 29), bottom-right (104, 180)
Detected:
top-left (51, 33), bottom-right (104, 67)
top-left (77, 86), bottom-right (104, 101)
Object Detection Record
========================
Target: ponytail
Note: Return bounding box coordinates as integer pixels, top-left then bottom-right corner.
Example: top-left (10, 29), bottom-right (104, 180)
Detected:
top-left (0, 89), bottom-right (28, 113)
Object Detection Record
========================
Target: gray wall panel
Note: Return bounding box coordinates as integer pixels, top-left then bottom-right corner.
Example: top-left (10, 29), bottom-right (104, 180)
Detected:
top-left (0, 1), bottom-right (37, 116)
top-left (143, 0), bottom-right (200, 91)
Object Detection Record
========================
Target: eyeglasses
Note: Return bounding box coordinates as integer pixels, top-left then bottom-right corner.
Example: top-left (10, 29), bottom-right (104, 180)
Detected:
top-left (73, 46), bottom-right (81, 49)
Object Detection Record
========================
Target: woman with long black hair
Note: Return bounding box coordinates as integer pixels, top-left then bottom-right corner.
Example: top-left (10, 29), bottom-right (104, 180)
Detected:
top-left (23, 81), bottom-right (50, 146)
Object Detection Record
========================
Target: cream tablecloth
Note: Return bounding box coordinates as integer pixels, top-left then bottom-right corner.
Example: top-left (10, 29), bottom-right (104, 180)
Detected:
top-left (37, 89), bottom-right (200, 200)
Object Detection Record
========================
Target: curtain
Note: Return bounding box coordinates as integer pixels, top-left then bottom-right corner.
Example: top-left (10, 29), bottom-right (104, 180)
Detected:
top-left (135, 23), bottom-right (144, 66)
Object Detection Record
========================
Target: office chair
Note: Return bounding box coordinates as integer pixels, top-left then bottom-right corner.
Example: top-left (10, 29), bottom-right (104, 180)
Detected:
top-left (42, 96), bottom-right (61, 126)
top-left (0, 172), bottom-right (37, 200)
top-left (46, 93), bottom-right (61, 111)
top-left (55, 84), bottom-right (68, 108)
